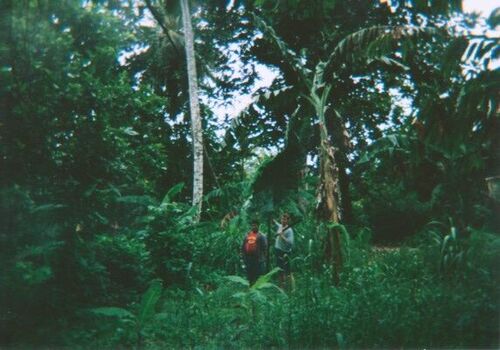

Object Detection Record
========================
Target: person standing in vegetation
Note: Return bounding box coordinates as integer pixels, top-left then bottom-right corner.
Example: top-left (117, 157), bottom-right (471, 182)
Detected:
top-left (241, 219), bottom-right (268, 285)
top-left (274, 213), bottom-right (294, 287)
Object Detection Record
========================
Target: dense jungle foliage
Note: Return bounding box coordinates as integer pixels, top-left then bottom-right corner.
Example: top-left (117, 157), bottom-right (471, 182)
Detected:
top-left (1, 0), bottom-right (499, 348)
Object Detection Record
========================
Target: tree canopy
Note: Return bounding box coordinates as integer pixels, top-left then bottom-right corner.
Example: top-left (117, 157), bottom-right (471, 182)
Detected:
top-left (0, 0), bottom-right (498, 348)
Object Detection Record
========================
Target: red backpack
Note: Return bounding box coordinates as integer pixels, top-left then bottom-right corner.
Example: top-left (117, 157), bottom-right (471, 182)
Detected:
top-left (244, 231), bottom-right (259, 255)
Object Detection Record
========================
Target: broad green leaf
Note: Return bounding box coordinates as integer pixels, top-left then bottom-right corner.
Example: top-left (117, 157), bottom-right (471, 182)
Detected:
top-left (94, 212), bottom-right (109, 225)
top-left (90, 307), bottom-right (135, 319)
top-left (107, 184), bottom-right (122, 197)
top-left (17, 241), bottom-right (64, 259)
top-left (154, 312), bottom-right (169, 321)
top-left (83, 184), bottom-right (97, 198)
top-left (336, 332), bottom-right (346, 349)
top-left (251, 267), bottom-right (281, 290)
top-left (30, 204), bottom-right (66, 213)
top-left (375, 56), bottom-right (410, 71)
top-left (224, 275), bottom-right (250, 287)
top-left (137, 279), bottom-right (163, 327)
top-left (255, 282), bottom-right (287, 296)
top-left (249, 290), bottom-right (268, 303)
top-left (116, 195), bottom-right (156, 206)
top-left (122, 127), bottom-right (139, 136)
top-left (357, 153), bottom-right (370, 164)
top-left (387, 135), bottom-right (399, 147)
top-left (162, 182), bottom-right (185, 204)
top-left (232, 291), bottom-right (248, 299)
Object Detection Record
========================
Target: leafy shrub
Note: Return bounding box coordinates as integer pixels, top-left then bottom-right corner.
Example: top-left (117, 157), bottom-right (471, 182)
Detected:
top-left (0, 187), bottom-right (67, 345)
top-left (363, 184), bottom-right (430, 244)
top-left (78, 228), bottom-right (499, 349)
top-left (79, 233), bottom-right (153, 304)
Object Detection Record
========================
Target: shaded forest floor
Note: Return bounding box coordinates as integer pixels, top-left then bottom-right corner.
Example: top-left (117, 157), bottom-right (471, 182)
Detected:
top-left (60, 233), bottom-right (499, 350)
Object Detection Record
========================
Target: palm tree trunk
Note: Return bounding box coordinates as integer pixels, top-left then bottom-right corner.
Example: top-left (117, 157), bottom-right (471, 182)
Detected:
top-left (180, 0), bottom-right (203, 221)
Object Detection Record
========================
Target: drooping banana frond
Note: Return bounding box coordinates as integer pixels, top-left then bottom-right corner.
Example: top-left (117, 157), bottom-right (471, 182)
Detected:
top-left (366, 56), bottom-right (410, 72)
top-left (324, 25), bottom-right (442, 72)
top-left (219, 82), bottom-right (312, 219)
top-left (327, 26), bottom-right (392, 65)
top-left (244, 16), bottom-right (446, 224)
top-left (247, 102), bottom-right (313, 218)
top-left (221, 84), bottom-right (293, 148)
top-left (252, 13), bottom-right (312, 84)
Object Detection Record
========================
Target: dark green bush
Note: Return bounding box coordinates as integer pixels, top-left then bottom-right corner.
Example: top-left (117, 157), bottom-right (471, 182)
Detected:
top-left (74, 227), bottom-right (498, 349)
top-left (363, 184), bottom-right (431, 244)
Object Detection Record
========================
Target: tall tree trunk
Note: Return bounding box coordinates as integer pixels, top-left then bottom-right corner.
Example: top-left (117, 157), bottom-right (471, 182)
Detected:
top-left (180, 0), bottom-right (203, 221)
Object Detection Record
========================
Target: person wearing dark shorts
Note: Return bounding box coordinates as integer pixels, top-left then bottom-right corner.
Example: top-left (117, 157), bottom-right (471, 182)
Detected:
top-left (275, 248), bottom-right (290, 274)
top-left (274, 213), bottom-right (294, 287)
top-left (241, 219), bottom-right (267, 285)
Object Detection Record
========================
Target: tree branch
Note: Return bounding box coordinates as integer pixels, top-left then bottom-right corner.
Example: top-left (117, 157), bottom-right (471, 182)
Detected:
top-left (144, 0), bottom-right (182, 57)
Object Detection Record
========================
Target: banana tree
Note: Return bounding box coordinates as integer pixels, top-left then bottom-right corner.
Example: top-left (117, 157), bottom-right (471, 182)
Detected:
top-left (305, 63), bottom-right (343, 283)
top-left (252, 13), bottom-right (440, 283)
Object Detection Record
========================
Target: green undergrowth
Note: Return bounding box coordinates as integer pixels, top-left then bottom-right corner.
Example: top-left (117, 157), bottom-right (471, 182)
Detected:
top-left (65, 229), bottom-right (499, 349)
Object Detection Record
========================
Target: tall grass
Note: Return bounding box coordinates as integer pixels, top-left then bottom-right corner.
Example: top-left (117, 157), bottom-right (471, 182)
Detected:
top-left (69, 225), bottom-right (499, 349)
